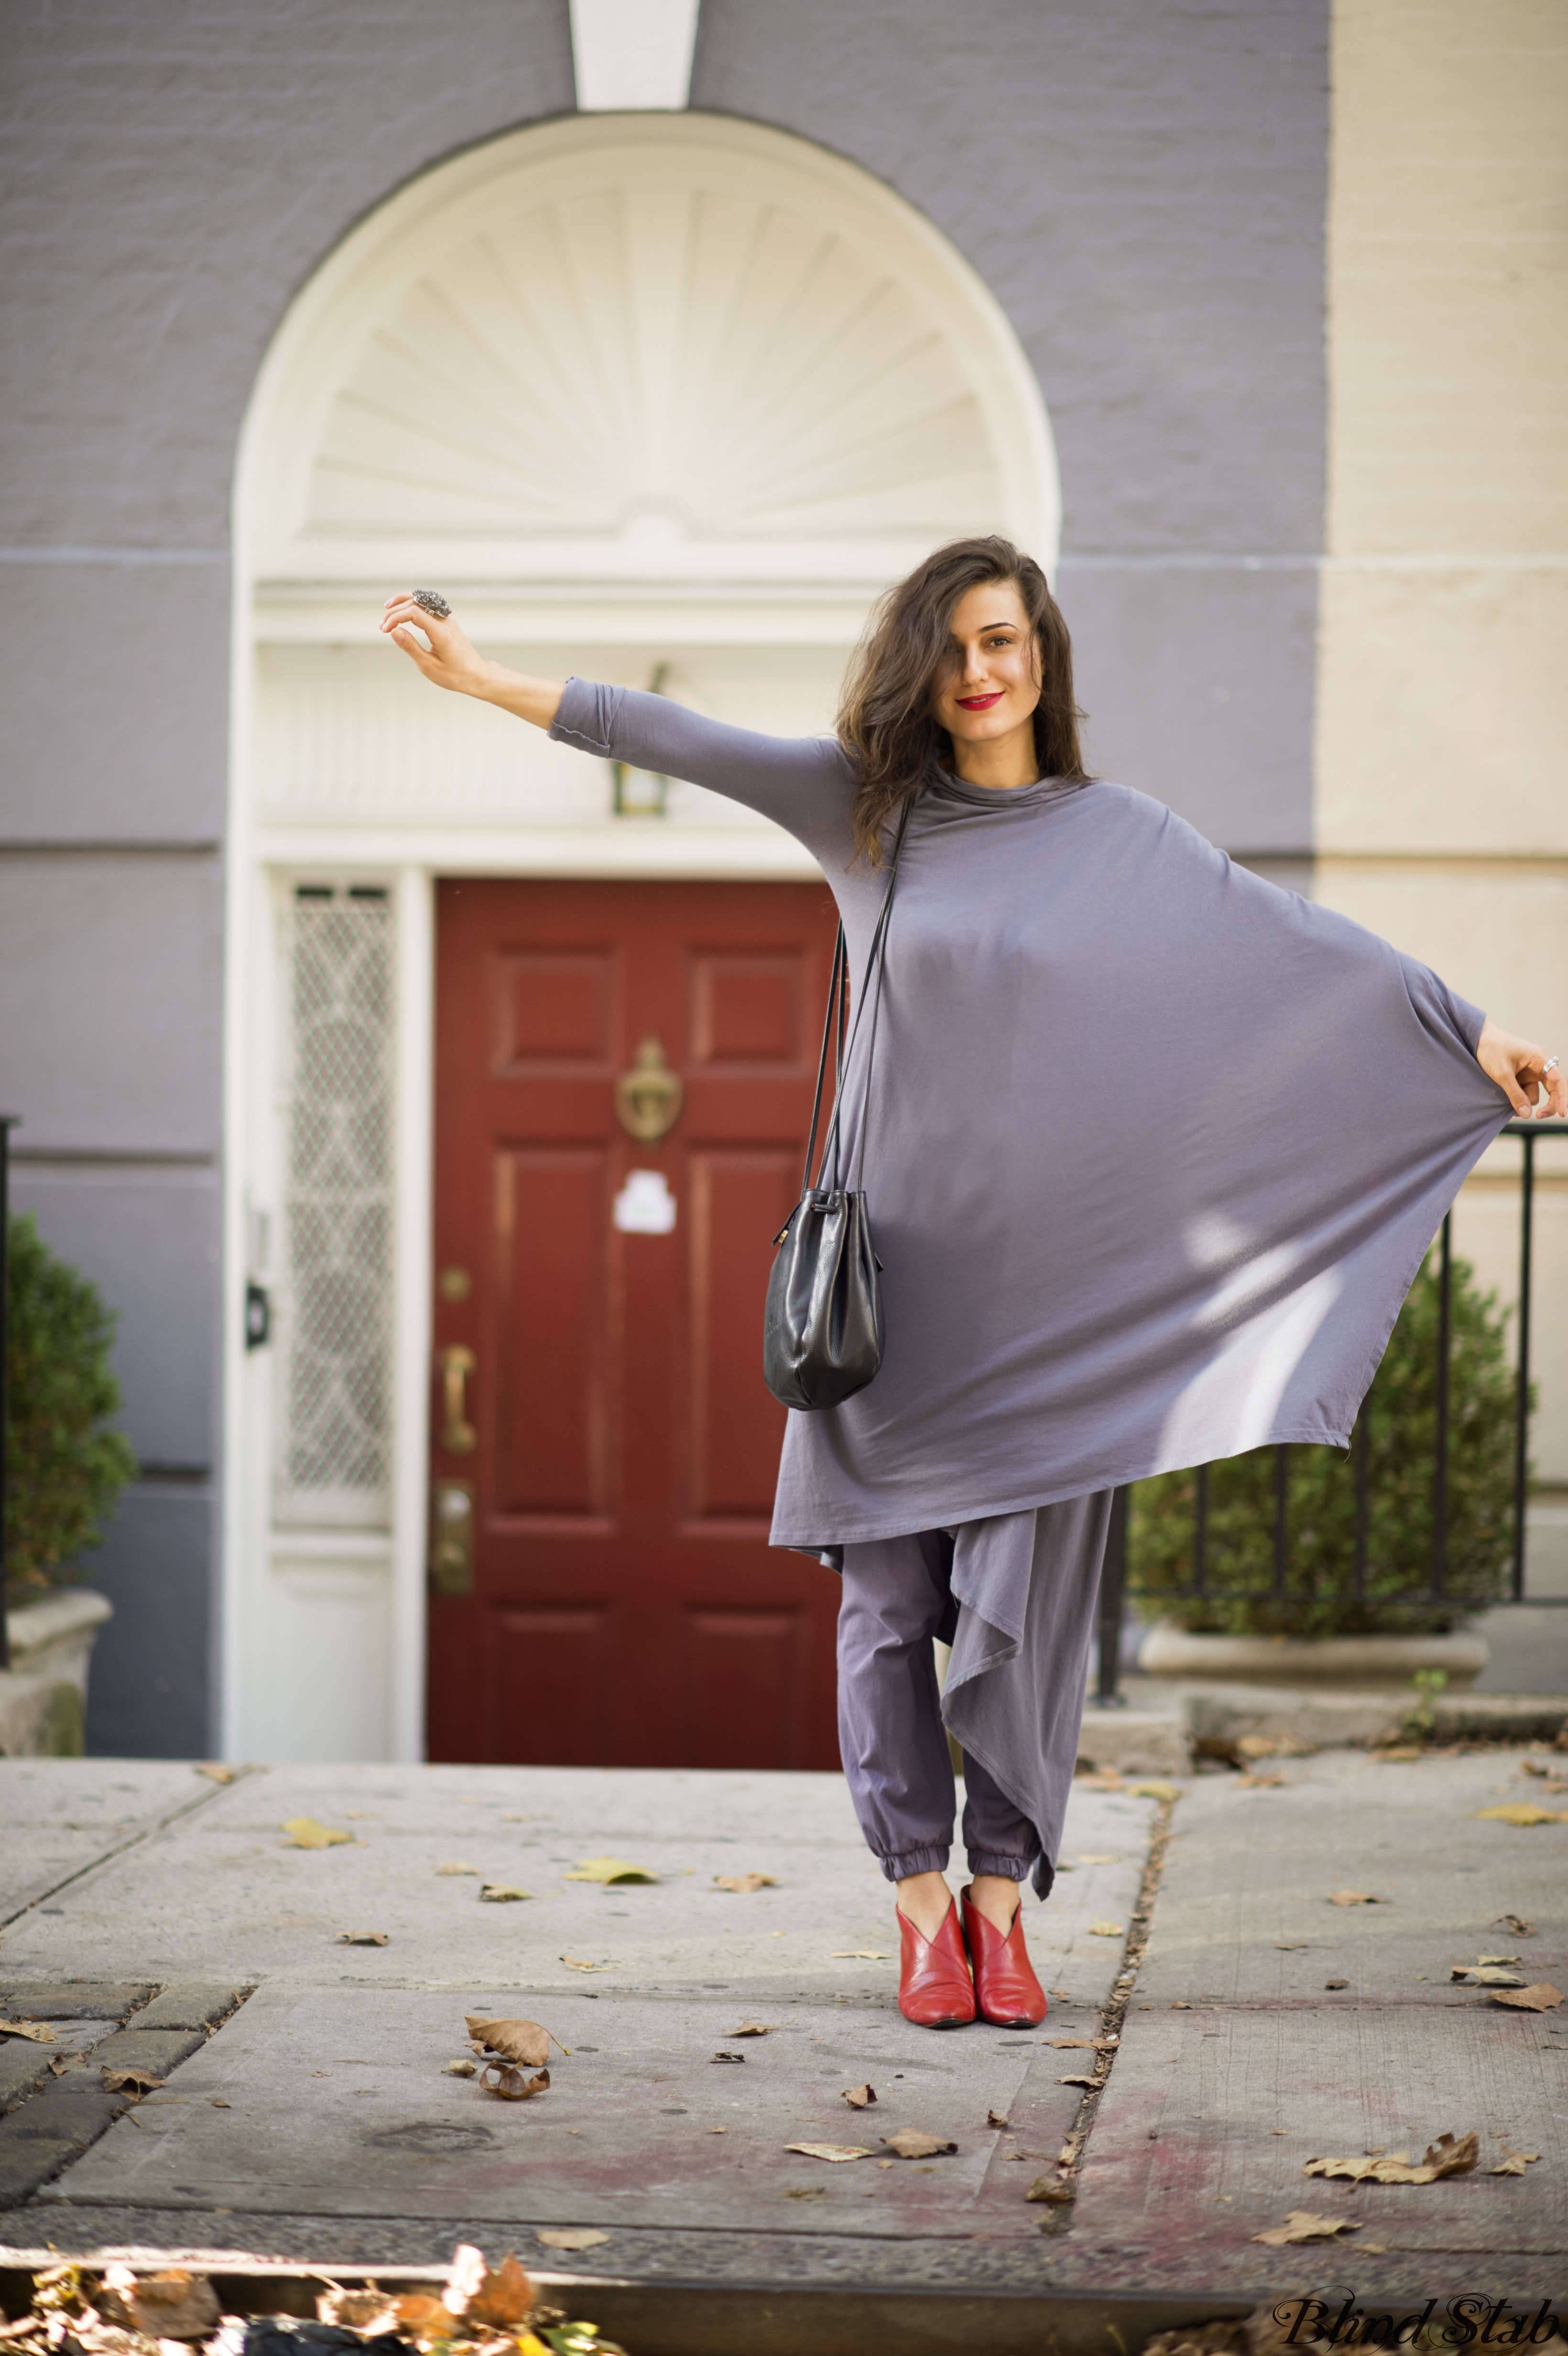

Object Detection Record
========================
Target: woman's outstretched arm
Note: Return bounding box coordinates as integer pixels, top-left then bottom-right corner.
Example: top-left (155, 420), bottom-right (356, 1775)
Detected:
top-left (381, 593), bottom-right (564, 728)
top-left (378, 590), bottom-right (859, 863)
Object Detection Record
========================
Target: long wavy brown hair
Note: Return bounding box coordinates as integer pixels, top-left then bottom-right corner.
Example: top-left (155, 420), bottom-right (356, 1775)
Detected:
top-left (837, 535), bottom-right (1090, 862)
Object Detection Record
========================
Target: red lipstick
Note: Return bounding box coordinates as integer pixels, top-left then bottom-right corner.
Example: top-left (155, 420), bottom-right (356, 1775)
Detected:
top-left (955, 691), bottom-right (1003, 710)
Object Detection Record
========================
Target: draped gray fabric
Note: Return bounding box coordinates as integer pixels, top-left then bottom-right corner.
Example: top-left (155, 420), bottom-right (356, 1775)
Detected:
top-left (552, 679), bottom-right (1509, 1884)
top-left (552, 677), bottom-right (1509, 1553)
top-left (836, 1499), bottom-right (1110, 1899)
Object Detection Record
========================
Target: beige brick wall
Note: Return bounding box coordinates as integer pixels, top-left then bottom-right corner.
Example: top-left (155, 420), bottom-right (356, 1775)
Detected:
top-left (1317, 0), bottom-right (1568, 1477)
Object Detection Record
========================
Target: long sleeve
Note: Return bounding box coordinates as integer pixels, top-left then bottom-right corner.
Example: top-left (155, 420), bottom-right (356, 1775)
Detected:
top-left (549, 677), bottom-right (859, 869)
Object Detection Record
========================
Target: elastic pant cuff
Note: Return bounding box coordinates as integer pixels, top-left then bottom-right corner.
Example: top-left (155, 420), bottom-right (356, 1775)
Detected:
top-left (966, 1851), bottom-right (1035, 1883)
top-left (878, 1845), bottom-right (951, 1882)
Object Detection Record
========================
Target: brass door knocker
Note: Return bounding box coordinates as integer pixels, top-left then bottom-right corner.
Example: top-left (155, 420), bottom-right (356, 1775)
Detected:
top-left (614, 1036), bottom-right (683, 1142)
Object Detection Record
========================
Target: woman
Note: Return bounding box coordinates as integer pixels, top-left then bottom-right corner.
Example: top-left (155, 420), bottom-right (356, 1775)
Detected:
top-left (383, 538), bottom-right (1563, 2033)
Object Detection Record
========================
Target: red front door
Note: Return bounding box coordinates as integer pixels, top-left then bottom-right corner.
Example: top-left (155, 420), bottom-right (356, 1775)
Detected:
top-left (427, 877), bottom-right (843, 1769)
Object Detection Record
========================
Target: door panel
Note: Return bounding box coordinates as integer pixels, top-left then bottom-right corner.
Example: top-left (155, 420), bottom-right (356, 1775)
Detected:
top-left (679, 1605), bottom-right (807, 1770)
top-left (685, 1148), bottom-right (802, 1524)
top-left (428, 876), bottom-right (843, 1769)
top-left (493, 1145), bottom-right (611, 1519)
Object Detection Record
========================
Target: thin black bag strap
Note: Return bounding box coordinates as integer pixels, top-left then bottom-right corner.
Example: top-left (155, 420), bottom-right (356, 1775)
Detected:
top-left (798, 923), bottom-right (847, 1194)
top-left (815, 795), bottom-right (915, 1192)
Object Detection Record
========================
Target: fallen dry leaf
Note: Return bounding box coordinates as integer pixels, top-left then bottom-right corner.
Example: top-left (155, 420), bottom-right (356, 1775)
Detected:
top-left (1125, 1779), bottom-right (1181, 1801)
top-left (535, 2228), bottom-right (609, 2251)
top-left (1059, 2074), bottom-right (1100, 2089)
top-left (479, 1884), bottom-right (534, 1903)
top-left (714, 1873), bottom-right (779, 1893)
top-left (1488, 1983), bottom-right (1562, 2011)
top-left (562, 1855), bottom-right (658, 1883)
top-left (784, 2186), bottom-right (826, 2201)
top-left (785, 2141), bottom-right (870, 2162)
top-left (842, 2084), bottom-right (876, 2108)
top-left (116, 2271), bottom-right (221, 2342)
top-left (335, 1931), bottom-right (388, 1946)
top-left (986, 2109), bottom-right (1010, 2129)
top-left (882, 2128), bottom-right (957, 2158)
top-left (730, 2021), bottom-right (773, 2037)
top-left (1494, 1913), bottom-right (1535, 1937)
top-left (481, 2062), bottom-right (550, 2101)
top-left (1051, 2038), bottom-right (1098, 2048)
top-left (467, 2252), bottom-right (534, 2329)
top-left (437, 1862), bottom-right (482, 1876)
top-left (560, 1956), bottom-right (610, 1972)
top-left (390, 2294), bottom-right (450, 2338)
top-left (1491, 2150), bottom-right (1540, 2176)
top-left (711, 2051), bottom-right (746, 2064)
top-left (445, 2059), bottom-right (477, 2078)
top-left (1088, 1921), bottom-right (1124, 1938)
top-left (446, 2243), bottom-right (488, 2312)
top-left (318, 2290), bottom-right (397, 2330)
top-left (101, 2068), bottom-right (166, 2097)
top-left (1474, 1805), bottom-right (1568, 1827)
top-left (1327, 1890), bottom-right (1380, 1906)
top-left (466, 2016), bottom-right (569, 2065)
top-left (1253, 2212), bottom-right (1361, 2247)
top-left (1238, 1772), bottom-right (1287, 1789)
top-left (1449, 1965), bottom-right (1523, 1986)
top-left (1026, 2177), bottom-right (1076, 2204)
top-left (0, 2021), bottom-right (55, 2044)
top-left (830, 1948), bottom-right (889, 1960)
top-left (1305, 2130), bottom-right (1478, 2185)
top-left (280, 1816), bottom-right (353, 1849)
top-left (1477, 1952), bottom-right (1521, 1964)
top-left (195, 1763), bottom-right (237, 1784)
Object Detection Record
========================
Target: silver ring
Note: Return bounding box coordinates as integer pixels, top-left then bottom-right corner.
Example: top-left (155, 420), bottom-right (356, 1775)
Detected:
top-left (411, 589), bottom-right (452, 621)
top-left (1545, 1056), bottom-right (1560, 1075)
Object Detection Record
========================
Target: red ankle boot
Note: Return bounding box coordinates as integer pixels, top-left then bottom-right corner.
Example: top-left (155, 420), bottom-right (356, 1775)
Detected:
top-left (960, 1885), bottom-right (1047, 2028)
top-left (896, 1899), bottom-right (977, 2029)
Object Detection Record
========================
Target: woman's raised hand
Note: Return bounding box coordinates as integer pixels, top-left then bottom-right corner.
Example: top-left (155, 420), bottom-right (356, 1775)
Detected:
top-left (1477, 1018), bottom-right (1568, 1120)
top-left (378, 594), bottom-right (566, 731)
top-left (380, 593), bottom-right (493, 697)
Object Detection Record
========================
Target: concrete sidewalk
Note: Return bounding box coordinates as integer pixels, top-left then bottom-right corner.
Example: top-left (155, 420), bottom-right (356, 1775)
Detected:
top-left (1, 1744), bottom-right (1565, 2328)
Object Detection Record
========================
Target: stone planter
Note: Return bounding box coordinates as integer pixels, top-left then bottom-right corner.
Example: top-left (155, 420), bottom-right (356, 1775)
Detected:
top-left (0, 1586), bottom-right (113, 1756)
top-left (1136, 1620), bottom-right (1488, 1691)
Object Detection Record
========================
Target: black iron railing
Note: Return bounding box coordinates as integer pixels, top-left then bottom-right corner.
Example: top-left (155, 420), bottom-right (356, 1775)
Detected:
top-left (0, 1113), bottom-right (16, 1670)
top-left (1093, 1122), bottom-right (1568, 1704)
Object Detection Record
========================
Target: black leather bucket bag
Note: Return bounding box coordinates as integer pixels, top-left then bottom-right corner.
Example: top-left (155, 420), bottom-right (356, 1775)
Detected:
top-left (762, 805), bottom-right (911, 1411)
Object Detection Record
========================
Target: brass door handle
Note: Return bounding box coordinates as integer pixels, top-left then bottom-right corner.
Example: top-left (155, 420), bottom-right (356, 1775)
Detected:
top-left (436, 1343), bottom-right (478, 1454)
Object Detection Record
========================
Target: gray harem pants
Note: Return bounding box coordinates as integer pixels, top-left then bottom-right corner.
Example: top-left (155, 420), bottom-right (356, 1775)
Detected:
top-left (835, 1494), bottom-right (1112, 1901)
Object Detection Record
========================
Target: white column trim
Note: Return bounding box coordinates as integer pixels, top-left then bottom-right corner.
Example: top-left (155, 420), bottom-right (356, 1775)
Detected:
top-left (389, 865), bottom-right (435, 1762)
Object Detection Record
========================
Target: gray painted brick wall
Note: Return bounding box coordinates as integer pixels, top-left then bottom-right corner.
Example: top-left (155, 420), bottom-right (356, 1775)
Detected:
top-left (0, 0), bottom-right (1327, 1756)
top-left (0, 0), bottom-right (576, 1753)
top-left (691, 0), bottom-right (1329, 851)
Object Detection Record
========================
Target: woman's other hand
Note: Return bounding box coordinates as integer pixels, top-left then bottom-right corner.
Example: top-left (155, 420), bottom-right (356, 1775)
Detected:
top-left (1477, 1017), bottom-right (1568, 1119)
top-left (378, 593), bottom-right (565, 730)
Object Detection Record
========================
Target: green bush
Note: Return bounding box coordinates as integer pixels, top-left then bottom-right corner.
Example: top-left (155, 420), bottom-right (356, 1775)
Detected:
top-left (1127, 1250), bottom-right (1520, 1637)
top-left (5, 1213), bottom-right (138, 1594)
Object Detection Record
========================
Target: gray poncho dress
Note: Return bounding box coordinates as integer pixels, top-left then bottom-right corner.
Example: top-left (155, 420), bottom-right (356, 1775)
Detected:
top-left (551, 680), bottom-right (1511, 1880)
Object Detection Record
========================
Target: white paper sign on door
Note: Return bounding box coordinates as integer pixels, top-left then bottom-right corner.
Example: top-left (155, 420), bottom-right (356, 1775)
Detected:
top-left (613, 1168), bottom-right (677, 1233)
